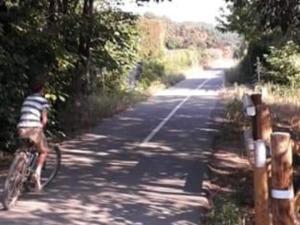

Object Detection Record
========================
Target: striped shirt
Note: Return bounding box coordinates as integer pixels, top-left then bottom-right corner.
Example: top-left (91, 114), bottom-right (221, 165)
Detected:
top-left (17, 94), bottom-right (50, 128)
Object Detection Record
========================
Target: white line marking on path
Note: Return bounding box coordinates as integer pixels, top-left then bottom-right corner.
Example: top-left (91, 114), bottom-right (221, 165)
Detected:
top-left (140, 78), bottom-right (210, 147)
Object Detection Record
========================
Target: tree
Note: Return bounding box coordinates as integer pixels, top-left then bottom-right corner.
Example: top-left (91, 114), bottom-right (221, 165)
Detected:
top-left (219, 0), bottom-right (300, 85)
top-left (0, 0), bottom-right (139, 151)
top-left (256, 0), bottom-right (299, 35)
top-left (219, 0), bottom-right (300, 43)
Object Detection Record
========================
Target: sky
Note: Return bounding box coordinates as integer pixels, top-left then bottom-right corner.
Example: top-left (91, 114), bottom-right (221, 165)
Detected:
top-left (121, 0), bottom-right (228, 25)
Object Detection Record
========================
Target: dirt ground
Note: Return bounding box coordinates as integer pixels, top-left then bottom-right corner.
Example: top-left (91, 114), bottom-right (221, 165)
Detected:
top-left (204, 119), bottom-right (255, 224)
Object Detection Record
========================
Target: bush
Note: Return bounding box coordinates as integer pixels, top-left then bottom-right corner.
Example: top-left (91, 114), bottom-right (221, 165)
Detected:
top-left (162, 73), bottom-right (185, 86)
top-left (139, 60), bottom-right (166, 88)
top-left (56, 90), bottom-right (146, 134)
top-left (206, 197), bottom-right (244, 225)
top-left (163, 49), bottom-right (203, 73)
top-left (225, 40), bottom-right (270, 84)
top-left (263, 41), bottom-right (300, 87)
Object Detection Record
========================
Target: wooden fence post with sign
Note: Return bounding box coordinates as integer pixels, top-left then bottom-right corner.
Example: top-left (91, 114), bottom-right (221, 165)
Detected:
top-left (243, 93), bottom-right (270, 225)
top-left (271, 132), bottom-right (295, 225)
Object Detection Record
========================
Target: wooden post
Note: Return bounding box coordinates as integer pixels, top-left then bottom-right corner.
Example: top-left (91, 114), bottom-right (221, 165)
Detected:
top-left (255, 104), bottom-right (273, 144)
top-left (251, 94), bottom-right (262, 140)
top-left (254, 140), bottom-right (270, 225)
top-left (271, 132), bottom-right (295, 225)
top-left (251, 96), bottom-right (272, 225)
top-left (251, 94), bottom-right (262, 106)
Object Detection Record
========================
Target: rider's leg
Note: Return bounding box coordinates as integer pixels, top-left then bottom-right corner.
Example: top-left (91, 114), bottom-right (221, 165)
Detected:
top-left (35, 142), bottom-right (49, 177)
top-left (33, 131), bottom-right (49, 190)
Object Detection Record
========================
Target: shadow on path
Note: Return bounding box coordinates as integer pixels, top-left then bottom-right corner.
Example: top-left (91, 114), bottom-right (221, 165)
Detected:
top-left (0, 70), bottom-right (225, 225)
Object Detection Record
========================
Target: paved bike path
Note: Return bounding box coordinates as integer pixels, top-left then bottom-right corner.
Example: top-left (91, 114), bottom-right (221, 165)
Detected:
top-left (0, 68), bottom-right (225, 225)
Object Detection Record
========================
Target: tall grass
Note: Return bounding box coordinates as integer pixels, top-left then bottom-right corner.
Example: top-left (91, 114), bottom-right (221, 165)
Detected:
top-left (223, 82), bottom-right (300, 139)
top-left (56, 90), bottom-right (146, 135)
top-left (258, 84), bottom-right (300, 135)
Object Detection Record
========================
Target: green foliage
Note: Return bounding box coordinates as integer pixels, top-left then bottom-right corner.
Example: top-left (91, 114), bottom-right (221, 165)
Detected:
top-left (263, 41), bottom-right (300, 87)
top-left (225, 39), bottom-right (271, 84)
top-left (218, 1), bottom-right (264, 43)
top-left (138, 57), bottom-right (185, 90)
top-left (219, 0), bottom-right (300, 88)
top-left (219, 0), bottom-right (299, 43)
top-left (206, 197), bottom-right (243, 225)
top-left (57, 90), bottom-right (146, 133)
top-left (161, 73), bottom-right (185, 87)
top-left (139, 60), bottom-right (165, 88)
top-left (163, 49), bottom-right (202, 73)
top-left (255, 0), bottom-right (300, 38)
top-left (0, 0), bottom-right (139, 151)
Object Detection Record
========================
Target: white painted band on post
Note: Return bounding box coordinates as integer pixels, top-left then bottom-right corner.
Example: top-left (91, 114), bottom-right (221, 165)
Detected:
top-left (271, 188), bottom-right (294, 199)
top-left (271, 132), bottom-right (291, 138)
top-left (246, 106), bottom-right (256, 116)
top-left (254, 140), bottom-right (267, 167)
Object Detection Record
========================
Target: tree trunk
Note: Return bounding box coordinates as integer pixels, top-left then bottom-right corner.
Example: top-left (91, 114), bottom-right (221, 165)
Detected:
top-left (73, 0), bottom-right (93, 96)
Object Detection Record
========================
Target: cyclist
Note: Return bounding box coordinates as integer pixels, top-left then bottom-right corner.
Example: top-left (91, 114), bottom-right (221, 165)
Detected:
top-left (17, 80), bottom-right (50, 191)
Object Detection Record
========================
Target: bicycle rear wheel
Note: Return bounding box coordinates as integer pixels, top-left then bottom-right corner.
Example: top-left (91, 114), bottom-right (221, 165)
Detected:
top-left (1, 151), bottom-right (27, 210)
top-left (40, 145), bottom-right (61, 188)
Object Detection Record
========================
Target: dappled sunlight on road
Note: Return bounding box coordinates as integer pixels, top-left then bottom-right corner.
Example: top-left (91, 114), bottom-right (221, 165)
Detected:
top-left (0, 69), bottom-right (224, 225)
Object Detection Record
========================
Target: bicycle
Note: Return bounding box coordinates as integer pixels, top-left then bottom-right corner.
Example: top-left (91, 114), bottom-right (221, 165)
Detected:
top-left (1, 139), bottom-right (61, 210)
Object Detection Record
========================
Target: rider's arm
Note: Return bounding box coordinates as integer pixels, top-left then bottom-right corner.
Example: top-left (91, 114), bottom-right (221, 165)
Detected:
top-left (41, 110), bottom-right (48, 128)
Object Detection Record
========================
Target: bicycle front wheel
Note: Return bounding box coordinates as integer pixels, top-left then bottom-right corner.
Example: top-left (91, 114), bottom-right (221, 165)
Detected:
top-left (1, 151), bottom-right (27, 210)
top-left (40, 144), bottom-right (61, 188)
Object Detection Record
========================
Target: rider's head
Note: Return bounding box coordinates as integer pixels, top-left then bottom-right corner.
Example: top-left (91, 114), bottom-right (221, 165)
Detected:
top-left (29, 79), bottom-right (45, 94)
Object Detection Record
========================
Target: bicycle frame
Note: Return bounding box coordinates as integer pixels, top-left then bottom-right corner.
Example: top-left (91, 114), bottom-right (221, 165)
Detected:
top-left (16, 140), bottom-right (40, 188)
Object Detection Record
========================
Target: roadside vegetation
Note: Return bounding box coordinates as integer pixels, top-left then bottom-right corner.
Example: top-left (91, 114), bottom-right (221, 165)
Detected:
top-left (207, 0), bottom-right (300, 224)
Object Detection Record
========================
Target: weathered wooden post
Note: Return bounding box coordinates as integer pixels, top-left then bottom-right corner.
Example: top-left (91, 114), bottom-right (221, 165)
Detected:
top-left (255, 103), bottom-right (273, 182)
top-left (251, 94), bottom-right (262, 140)
top-left (271, 132), bottom-right (295, 225)
top-left (251, 93), bottom-right (262, 105)
top-left (244, 93), bottom-right (271, 225)
top-left (255, 104), bottom-right (273, 144)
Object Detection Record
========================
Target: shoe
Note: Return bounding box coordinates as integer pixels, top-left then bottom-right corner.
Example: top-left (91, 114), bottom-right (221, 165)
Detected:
top-left (31, 173), bottom-right (42, 192)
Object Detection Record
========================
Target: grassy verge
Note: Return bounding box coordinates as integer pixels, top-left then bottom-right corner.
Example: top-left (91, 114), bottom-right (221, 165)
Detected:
top-left (55, 90), bottom-right (148, 136)
top-left (223, 82), bottom-right (300, 140)
top-left (203, 91), bottom-right (254, 225)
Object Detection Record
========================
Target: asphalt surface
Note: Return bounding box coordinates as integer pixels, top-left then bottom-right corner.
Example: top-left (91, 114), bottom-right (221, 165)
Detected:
top-left (0, 68), bottom-right (225, 225)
